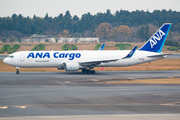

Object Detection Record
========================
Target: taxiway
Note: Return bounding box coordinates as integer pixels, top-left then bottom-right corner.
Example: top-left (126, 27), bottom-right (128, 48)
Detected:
top-left (0, 71), bottom-right (180, 119)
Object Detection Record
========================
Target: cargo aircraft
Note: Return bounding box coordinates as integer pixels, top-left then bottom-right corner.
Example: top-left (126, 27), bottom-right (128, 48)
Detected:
top-left (3, 23), bottom-right (171, 74)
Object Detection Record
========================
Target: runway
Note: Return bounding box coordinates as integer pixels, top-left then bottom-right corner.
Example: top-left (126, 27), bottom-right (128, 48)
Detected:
top-left (1, 70), bottom-right (180, 85)
top-left (0, 55), bottom-right (8, 61)
top-left (0, 71), bottom-right (180, 119)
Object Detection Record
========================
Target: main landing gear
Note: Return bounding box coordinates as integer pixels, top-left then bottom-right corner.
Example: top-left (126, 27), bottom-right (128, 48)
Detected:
top-left (16, 67), bottom-right (20, 74)
top-left (82, 68), bottom-right (95, 74)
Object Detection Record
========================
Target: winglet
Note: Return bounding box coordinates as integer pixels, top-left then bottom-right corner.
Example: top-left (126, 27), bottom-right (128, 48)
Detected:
top-left (122, 46), bottom-right (138, 59)
top-left (98, 44), bottom-right (105, 51)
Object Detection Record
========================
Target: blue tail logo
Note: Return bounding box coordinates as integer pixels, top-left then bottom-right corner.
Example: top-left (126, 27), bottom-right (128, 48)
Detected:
top-left (139, 23), bottom-right (171, 53)
top-left (150, 30), bottom-right (165, 48)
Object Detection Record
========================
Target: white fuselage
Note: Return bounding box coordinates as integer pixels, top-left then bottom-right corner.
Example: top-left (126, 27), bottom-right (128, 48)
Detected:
top-left (3, 50), bottom-right (161, 69)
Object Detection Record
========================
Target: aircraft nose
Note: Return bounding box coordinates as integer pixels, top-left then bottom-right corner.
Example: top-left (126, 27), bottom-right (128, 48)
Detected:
top-left (3, 57), bottom-right (8, 64)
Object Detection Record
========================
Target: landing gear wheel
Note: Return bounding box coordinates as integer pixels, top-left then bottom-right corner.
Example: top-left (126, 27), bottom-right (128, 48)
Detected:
top-left (82, 69), bottom-right (96, 74)
top-left (82, 68), bottom-right (86, 73)
top-left (86, 69), bottom-right (91, 74)
top-left (16, 71), bottom-right (20, 74)
top-left (15, 67), bottom-right (20, 74)
top-left (91, 70), bottom-right (95, 74)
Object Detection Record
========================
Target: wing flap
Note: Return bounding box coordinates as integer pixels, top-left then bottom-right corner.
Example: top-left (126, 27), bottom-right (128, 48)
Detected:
top-left (79, 58), bottom-right (119, 66)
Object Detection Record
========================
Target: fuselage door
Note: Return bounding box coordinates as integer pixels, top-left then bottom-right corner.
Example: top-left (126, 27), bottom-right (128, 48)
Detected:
top-left (20, 54), bottom-right (25, 62)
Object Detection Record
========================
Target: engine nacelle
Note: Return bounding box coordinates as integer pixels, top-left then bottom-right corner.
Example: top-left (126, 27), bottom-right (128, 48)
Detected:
top-left (64, 62), bottom-right (80, 71)
top-left (57, 64), bottom-right (65, 70)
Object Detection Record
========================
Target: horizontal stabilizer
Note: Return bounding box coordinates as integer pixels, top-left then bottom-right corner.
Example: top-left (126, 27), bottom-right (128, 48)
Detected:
top-left (147, 54), bottom-right (172, 58)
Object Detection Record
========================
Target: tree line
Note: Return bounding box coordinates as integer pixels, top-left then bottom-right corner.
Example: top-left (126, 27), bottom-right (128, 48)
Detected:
top-left (0, 9), bottom-right (180, 42)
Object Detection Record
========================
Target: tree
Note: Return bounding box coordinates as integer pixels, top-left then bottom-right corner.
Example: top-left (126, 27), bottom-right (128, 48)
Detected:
top-left (144, 25), bottom-right (149, 40)
top-left (73, 15), bottom-right (79, 21)
top-left (64, 10), bottom-right (72, 21)
top-left (115, 25), bottom-right (133, 37)
top-left (58, 13), bottom-right (63, 21)
top-left (50, 23), bottom-right (55, 29)
top-left (33, 14), bottom-right (36, 20)
top-left (105, 9), bottom-right (113, 23)
top-left (58, 30), bottom-right (71, 38)
top-left (63, 30), bottom-right (70, 37)
top-left (62, 11), bottom-right (72, 30)
top-left (137, 25), bottom-right (149, 41)
top-left (165, 40), bottom-right (179, 47)
top-left (1, 9), bottom-right (180, 42)
top-left (12, 14), bottom-right (17, 19)
top-left (169, 31), bottom-right (172, 38)
top-left (94, 23), bottom-right (114, 41)
top-left (44, 13), bottom-right (49, 21)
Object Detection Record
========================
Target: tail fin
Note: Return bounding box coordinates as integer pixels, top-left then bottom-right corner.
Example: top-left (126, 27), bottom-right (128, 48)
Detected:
top-left (139, 23), bottom-right (171, 53)
top-left (98, 44), bottom-right (105, 51)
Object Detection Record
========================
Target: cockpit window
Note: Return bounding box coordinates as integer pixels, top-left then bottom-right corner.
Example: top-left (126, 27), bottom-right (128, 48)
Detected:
top-left (8, 55), bottom-right (14, 58)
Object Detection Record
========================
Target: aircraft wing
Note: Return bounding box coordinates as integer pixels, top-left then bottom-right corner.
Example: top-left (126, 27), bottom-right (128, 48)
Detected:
top-left (79, 46), bottom-right (138, 67)
top-left (79, 58), bottom-right (119, 67)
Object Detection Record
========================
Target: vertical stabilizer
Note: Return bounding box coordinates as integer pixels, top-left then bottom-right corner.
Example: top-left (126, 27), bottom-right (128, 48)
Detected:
top-left (98, 44), bottom-right (105, 51)
top-left (139, 23), bottom-right (171, 53)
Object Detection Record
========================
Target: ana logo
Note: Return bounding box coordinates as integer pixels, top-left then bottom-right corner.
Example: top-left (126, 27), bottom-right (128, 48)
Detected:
top-left (27, 52), bottom-right (50, 58)
top-left (27, 52), bottom-right (81, 60)
top-left (150, 30), bottom-right (165, 48)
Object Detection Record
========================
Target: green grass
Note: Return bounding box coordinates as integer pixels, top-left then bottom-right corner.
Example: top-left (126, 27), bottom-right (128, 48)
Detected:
top-left (0, 44), bottom-right (20, 54)
top-left (167, 46), bottom-right (179, 51)
top-left (94, 44), bottom-right (102, 50)
top-left (31, 44), bottom-right (45, 51)
top-left (61, 44), bottom-right (77, 50)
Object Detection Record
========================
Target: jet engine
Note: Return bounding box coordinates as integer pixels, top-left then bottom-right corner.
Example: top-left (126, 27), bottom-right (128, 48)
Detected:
top-left (64, 62), bottom-right (80, 71)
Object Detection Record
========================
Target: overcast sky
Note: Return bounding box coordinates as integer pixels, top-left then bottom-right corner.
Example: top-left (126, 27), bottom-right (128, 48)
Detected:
top-left (0, 0), bottom-right (179, 18)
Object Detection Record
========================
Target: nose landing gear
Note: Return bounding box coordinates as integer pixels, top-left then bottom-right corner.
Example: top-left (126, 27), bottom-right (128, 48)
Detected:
top-left (16, 67), bottom-right (20, 74)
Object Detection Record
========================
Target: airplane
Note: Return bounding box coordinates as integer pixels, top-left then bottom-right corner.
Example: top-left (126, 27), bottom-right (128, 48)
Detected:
top-left (3, 23), bottom-right (171, 74)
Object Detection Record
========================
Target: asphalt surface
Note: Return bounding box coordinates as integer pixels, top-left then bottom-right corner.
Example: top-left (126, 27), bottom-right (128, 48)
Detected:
top-left (0, 55), bottom-right (8, 61)
top-left (0, 71), bottom-right (180, 119)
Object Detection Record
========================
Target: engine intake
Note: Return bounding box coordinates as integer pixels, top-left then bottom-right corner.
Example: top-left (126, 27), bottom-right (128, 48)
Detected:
top-left (64, 62), bottom-right (80, 71)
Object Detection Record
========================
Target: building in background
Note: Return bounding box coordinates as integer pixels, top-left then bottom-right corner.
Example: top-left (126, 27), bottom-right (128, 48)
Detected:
top-left (58, 37), bottom-right (99, 43)
top-left (21, 35), bottom-right (99, 43)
